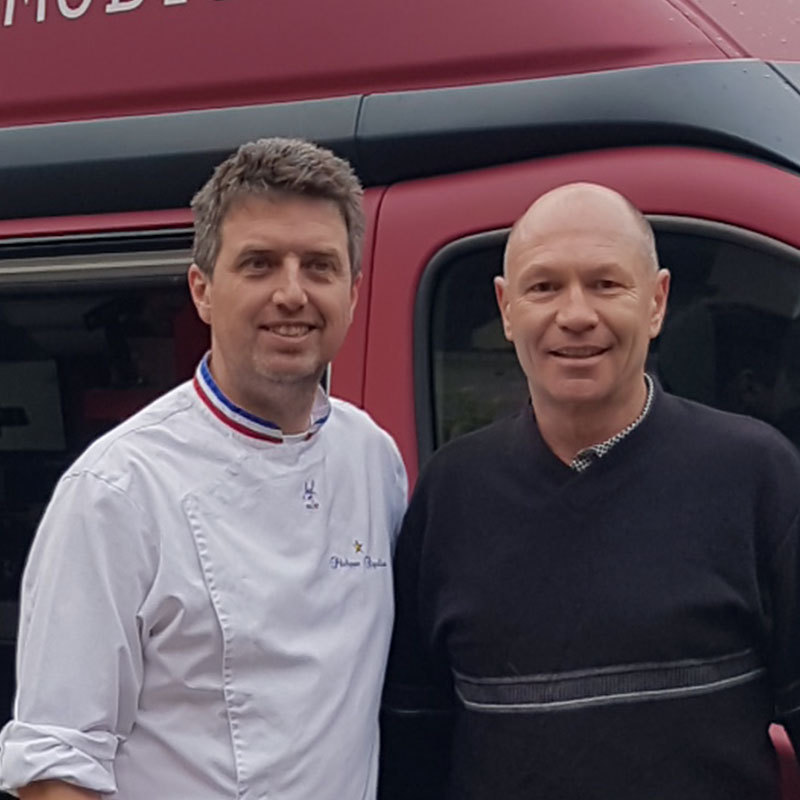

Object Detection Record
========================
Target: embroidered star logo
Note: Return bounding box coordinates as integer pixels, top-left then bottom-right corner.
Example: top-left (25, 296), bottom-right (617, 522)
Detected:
top-left (354, 540), bottom-right (364, 554)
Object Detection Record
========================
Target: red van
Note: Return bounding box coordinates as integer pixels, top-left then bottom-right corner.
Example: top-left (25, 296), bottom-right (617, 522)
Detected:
top-left (2, 0), bottom-right (800, 795)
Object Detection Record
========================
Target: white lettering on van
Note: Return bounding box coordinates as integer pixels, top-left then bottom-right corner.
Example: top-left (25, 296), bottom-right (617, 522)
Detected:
top-left (3, 0), bottom-right (222, 27)
top-left (105, 0), bottom-right (143, 13)
top-left (57, 0), bottom-right (90, 18)
top-left (3, 0), bottom-right (46, 26)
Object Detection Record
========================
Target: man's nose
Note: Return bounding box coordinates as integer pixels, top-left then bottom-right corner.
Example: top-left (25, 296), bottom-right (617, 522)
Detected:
top-left (555, 284), bottom-right (599, 332)
top-left (272, 260), bottom-right (307, 310)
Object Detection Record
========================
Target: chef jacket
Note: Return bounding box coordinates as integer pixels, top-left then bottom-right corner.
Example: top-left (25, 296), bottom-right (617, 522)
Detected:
top-left (0, 357), bottom-right (407, 799)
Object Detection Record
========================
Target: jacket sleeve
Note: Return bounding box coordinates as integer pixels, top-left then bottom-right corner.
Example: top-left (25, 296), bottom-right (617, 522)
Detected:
top-left (387, 436), bottom-right (409, 554)
top-left (379, 474), bottom-right (455, 800)
top-left (0, 470), bottom-right (158, 794)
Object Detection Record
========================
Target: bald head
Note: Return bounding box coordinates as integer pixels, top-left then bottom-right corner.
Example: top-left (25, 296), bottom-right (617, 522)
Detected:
top-left (504, 183), bottom-right (658, 276)
top-left (494, 181), bottom-right (671, 435)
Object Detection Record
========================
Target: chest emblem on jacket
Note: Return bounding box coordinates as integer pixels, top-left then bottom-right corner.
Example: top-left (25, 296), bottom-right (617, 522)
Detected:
top-left (303, 479), bottom-right (319, 510)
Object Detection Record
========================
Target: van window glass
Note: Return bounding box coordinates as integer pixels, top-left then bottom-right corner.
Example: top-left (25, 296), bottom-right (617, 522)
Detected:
top-left (0, 237), bottom-right (207, 745)
top-left (427, 221), bottom-right (800, 452)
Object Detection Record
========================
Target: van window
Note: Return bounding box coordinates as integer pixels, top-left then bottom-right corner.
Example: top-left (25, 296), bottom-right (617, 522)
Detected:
top-left (423, 219), bottom-right (800, 454)
top-left (0, 233), bottom-right (206, 734)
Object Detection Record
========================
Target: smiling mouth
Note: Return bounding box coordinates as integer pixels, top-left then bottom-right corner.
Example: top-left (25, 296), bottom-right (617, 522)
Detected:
top-left (550, 346), bottom-right (609, 358)
top-left (263, 324), bottom-right (315, 338)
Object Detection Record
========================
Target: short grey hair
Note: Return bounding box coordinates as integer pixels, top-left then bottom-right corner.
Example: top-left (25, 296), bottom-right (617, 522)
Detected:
top-left (191, 137), bottom-right (365, 280)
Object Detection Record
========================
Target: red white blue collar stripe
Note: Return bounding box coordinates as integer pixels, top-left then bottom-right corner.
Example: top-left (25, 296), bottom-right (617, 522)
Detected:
top-left (193, 354), bottom-right (331, 443)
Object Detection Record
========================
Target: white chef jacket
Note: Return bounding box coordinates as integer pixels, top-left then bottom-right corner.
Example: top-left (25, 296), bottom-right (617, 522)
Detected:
top-left (0, 357), bottom-right (407, 799)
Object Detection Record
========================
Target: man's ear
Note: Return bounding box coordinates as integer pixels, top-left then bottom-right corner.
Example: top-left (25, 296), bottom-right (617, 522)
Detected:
top-left (348, 273), bottom-right (362, 321)
top-left (188, 263), bottom-right (212, 325)
top-left (494, 275), bottom-right (513, 342)
top-left (649, 268), bottom-right (671, 339)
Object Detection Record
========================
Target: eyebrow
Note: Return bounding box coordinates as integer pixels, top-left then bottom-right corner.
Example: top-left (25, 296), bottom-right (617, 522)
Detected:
top-left (516, 263), bottom-right (559, 280)
top-left (521, 260), bottom-right (626, 274)
top-left (236, 245), bottom-right (276, 257)
top-left (301, 249), bottom-right (342, 260)
top-left (234, 246), bottom-right (342, 260)
top-left (582, 262), bottom-right (628, 274)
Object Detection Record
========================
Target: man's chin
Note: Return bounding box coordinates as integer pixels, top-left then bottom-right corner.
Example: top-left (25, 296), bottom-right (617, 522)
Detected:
top-left (536, 378), bottom-right (611, 407)
top-left (255, 362), bottom-right (326, 387)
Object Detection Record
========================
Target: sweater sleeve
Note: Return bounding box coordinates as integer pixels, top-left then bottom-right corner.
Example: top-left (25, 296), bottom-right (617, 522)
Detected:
top-left (379, 473), bottom-right (455, 800)
top-left (0, 470), bottom-right (157, 794)
top-left (769, 503), bottom-right (800, 751)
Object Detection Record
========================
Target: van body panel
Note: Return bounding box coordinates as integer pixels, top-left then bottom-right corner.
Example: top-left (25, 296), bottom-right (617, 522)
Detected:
top-left (329, 188), bottom-right (385, 407)
top-left (674, 0), bottom-right (800, 57)
top-left (2, 0), bottom-right (725, 128)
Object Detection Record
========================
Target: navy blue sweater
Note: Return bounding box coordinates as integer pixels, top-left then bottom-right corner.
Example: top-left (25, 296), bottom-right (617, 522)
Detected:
top-left (380, 385), bottom-right (800, 800)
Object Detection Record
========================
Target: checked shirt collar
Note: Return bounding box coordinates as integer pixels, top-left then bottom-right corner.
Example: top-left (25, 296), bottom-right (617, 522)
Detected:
top-left (570, 374), bottom-right (654, 473)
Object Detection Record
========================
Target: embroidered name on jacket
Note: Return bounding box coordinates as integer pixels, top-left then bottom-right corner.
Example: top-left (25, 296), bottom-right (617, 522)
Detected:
top-left (329, 538), bottom-right (388, 571)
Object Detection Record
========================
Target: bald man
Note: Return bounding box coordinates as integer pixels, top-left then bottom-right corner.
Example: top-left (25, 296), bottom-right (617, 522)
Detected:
top-left (379, 184), bottom-right (800, 800)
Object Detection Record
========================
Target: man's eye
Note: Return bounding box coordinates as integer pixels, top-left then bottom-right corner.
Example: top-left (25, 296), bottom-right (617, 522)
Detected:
top-left (529, 281), bottom-right (556, 293)
top-left (594, 279), bottom-right (618, 290)
top-left (242, 255), bottom-right (272, 270)
top-left (307, 259), bottom-right (334, 274)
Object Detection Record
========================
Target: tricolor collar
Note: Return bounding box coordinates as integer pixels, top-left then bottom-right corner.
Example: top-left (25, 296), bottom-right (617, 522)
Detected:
top-left (193, 354), bottom-right (331, 444)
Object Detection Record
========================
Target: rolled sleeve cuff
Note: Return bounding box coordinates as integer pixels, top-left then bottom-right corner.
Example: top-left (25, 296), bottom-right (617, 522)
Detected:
top-left (0, 721), bottom-right (118, 794)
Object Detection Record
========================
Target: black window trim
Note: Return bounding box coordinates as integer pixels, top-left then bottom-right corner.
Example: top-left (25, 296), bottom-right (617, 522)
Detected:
top-left (0, 229), bottom-right (193, 292)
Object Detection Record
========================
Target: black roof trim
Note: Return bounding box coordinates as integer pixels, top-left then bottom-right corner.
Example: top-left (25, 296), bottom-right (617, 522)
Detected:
top-left (356, 60), bottom-right (800, 184)
top-left (2, 60), bottom-right (800, 220)
top-left (0, 97), bottom-right (361, 220)
top-left (771, 61), bottom-right (800, 92)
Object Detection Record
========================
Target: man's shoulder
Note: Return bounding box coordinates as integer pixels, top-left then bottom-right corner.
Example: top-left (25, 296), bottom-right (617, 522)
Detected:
top-left (661, 391), bottom-right (800, 470)
top-left (662, 390), bottom-right (780, 441)
top-left (67, 380), bottom-right (199, 479)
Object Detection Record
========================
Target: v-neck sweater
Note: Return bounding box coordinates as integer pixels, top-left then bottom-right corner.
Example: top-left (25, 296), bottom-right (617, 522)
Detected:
top-left (381, 384), bottom-right (800, 800)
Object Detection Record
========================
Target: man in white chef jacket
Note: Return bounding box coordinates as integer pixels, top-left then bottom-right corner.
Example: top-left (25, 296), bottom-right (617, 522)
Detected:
top-left (0, 137), bottom-right (407, 800)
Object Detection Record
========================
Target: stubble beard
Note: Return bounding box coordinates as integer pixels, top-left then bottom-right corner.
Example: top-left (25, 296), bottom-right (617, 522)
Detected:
top-left (233, 361), bottom-right (326, 432)
top-left (251, 357), bottom-right (327, 403)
